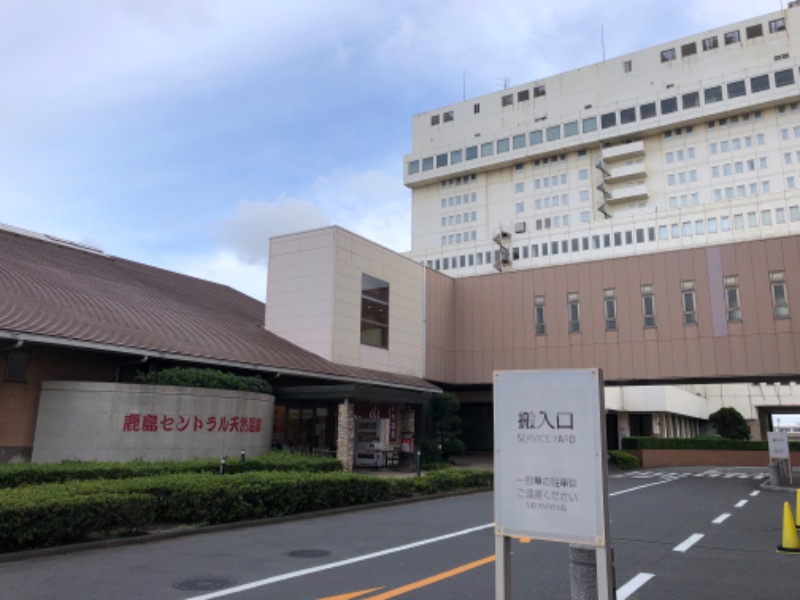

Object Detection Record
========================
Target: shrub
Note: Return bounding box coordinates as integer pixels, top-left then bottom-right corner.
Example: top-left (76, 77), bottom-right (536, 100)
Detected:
top-left (418, 438), bottom-right (441, 464)
top-left (135, 367), bottom-right (272, 395)
top-left (709, 407), bottom-right (751, 440)
top-left (0, 452), bottom-right (341, 489)
top-left (620, 437), bottom-right (800, 451)
top-left (609, 450), bottom-right (640, 470)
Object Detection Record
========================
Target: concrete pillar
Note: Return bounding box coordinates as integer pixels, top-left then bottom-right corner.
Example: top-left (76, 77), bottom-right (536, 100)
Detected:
top-left (337, 401), bottom-right (355, 472)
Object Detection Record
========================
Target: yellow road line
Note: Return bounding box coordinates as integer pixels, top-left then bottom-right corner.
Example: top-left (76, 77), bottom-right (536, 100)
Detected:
top-left (318, 587), bottom-right (385, 600)
top-left (363, 555), bottom-right (495, 599)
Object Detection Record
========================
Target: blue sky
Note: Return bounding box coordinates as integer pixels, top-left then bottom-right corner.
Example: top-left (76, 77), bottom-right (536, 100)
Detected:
top-left (0, 0), bottom-right (770, 300)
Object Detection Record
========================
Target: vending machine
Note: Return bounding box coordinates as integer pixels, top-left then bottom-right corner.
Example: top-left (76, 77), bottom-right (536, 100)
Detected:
top-left (354, 418), bottom-right (389, 467)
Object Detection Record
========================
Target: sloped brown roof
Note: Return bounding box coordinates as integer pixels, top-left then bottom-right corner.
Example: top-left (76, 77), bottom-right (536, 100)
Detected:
top-left (0, 227), bottom-right (438, 392)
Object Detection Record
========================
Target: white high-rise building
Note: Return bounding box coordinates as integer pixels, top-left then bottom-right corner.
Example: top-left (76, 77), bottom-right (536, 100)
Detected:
top-left (404, 6), bottom-right (800, 275)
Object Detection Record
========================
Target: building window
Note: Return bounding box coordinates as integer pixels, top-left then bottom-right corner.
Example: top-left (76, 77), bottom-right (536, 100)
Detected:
top-left (534, 85), bottom-right (546, 97)
top-left (501, 94), bottom-right (513, 107)
top-left (408, 161), bottom-right (420, 175)
top-left (436, 153), bottom-right (448, 168)
top-left (746, 24), bottom-right (763, 39)
top-left (443, 111), bottom-right (454, 123)
top-left (530, 130), bottom-right (544, 145)
top-left (727, 80), bottom-right (746, 98)
top-left (776, 69), bottom-right (796, 87)
top-left (422, 157), bottom-right (434, 171)
top-left (360, 274), bottom-right (389, 349)
top-left (751, 74), bottom-right (770, 93)
top-left (660, 48), bottom-right (676, 62)
top-left (623, 60), bottom-right (632, 73)
top-left (771, 272), bottom-right (789, 319)
top-left (642, 285), bottom-right (656, 328)
top-left (583, 117), bottom-right (597, 133)
top-left (5, 350), bottom-right (29, 381)
top-left (724, 30), bottom-right (741, 45)
top-left (601, 112), bottom-right (617, 129)
top-left (431, 115), bottom-right (440, 126)
top-left (640, 102), bottom-right (656, 120)
top-left (564, 121), bottom-right (579, 137)
top-left (682, 281), bottom-right (697, 325)
top-left (474, 103), bottom-right (480, 114)
top-left (567, 292), bottom-right (580, 333)
top-left (682, 92), bottom-right (700, 109)
top-left (513, 134), bottom-right (526, 150)
top-left (704, 86), bottom-right (723, 104)
top-left (497, 138), bottom-right (510, 153)
top-left (518, 89), bottom-right (530, 102)
top-left (546, 126), bottom-right (561, 141)
top-left (604, 289), bottom-right (617, 331)
top-left (724, 276), bottom-right (741, 322)
top-left (534, 296), bottom-right (546, 335)
top-left (702, 36), bottom-right (718, 51)
top-left (481, 142), bottom-right (494, 157)
top-left (770, 18), bottom-right (786, 33)
top-left (661, 97), bottom-right (678, 115)
top-left (466, 146), bottom-right (478, 161)
top-left (620, 107), bottom-right (636, 124)
top-left (681, 42), bottom-right (697, 57)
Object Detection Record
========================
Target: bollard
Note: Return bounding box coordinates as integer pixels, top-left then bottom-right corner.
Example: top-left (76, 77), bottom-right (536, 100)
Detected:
top-left (569, 544), bottom-right (597, 600)
top-left (240, 449), bottom-right (246, 462)
top-left (219, 456), bottom-right (226, 475)
top-left (769, 462), bottom-right (781, 486)
top-left (416, 449), bottom-right (421, 477)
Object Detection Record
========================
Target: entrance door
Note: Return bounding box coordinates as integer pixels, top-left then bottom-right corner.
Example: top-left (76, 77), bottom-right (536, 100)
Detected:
top-left (606, 412), bottom-right (619, 450)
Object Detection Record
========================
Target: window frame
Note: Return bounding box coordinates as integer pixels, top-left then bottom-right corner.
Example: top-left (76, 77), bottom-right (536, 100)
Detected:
top-left (360, 274), bottom-right (390, 349)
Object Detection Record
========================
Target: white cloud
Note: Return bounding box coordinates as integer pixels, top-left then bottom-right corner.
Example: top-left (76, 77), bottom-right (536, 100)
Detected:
top-left (219, 197), bottom-right (329, 264)
top-left (160, 248), bottom-right (268, 301)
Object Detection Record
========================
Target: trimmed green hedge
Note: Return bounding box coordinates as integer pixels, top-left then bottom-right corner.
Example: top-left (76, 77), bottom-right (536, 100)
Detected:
top-left (609, 450), bottom-right (640, 470)
top-left (135, 367), bottom-right (272, 394)
top-left (0, 468), bottom-right (492, 553)
top-left (621, 437), bottom-right (800, 451)
top-left (0, 491), bottom-right (156, 552)
top-left (0, 453), bottom-right (341, 489)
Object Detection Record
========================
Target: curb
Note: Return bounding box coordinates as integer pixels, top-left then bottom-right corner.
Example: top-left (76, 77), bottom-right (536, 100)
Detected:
top-left (0, 487), bottom-right (492, 564)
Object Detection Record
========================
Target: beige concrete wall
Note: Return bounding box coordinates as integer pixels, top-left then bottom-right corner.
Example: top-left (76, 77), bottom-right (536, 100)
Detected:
top-left (426, 235), bottom-right (800, 385)
top-left (265, 228), bottom-right (337, 360)
top-left (330, 228), bottom-right (426, 377)
top-left (266, 227), bottom-right (427, 377)
top-left (32, 381), bottom-right (274, 463)
top-left (424, 269), bottom-right (456, 383)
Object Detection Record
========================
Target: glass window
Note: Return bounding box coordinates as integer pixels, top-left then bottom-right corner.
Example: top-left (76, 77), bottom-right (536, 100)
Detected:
top-left (681, 42), bottom-right (697, 57)
top-left (660, 97), bottom-right (678, 115)
top-left (601, 112), bottom-right (617, 129)
top-left (564, 121), bottom-right (579, 137)
top-left (640, 103), bottom-right (656, 120)
top-left (770, 18), bottom-right (787, 33)
top-left (583, 117), bottom-right (597, 133)
top-left (682, 281), bottom-right (697, 325)
top-left (546, 126), bottom-right (561, 141)
top-left (567, 293), bottom-right (580, 333)
top-left (750, 74), bottom-right (770, 93)
top-left (450, 150), bottom-right (463, 165)
top-left (771, 272), bottom-right (790, 318)
top-left (466, 146), bottom-right (478, 160)
top-left (682, 92), bottom-right (700, 109)
top-left (497, 138), bottom-right (510, 153)
top-left (660, 48), bottom-right (676, 62)
top-left (702, 36), bottom-right (718, 51)
top-left (761, 209), bottom-right (772, 226)
top-left (361, 274), bottom-right (389, 349)
top-left (408, 160), bottom-right (420, 175)
top-left (501, 94), bottom-right (513, 107)
top-left (481, 142), bottom-right (494, 157)
top-left (642, 285), bottom-right (656, 328)
top-left (725, 276), bottom-right (741, 322)
top-left (422, 157), bottom-right (434, 171)
top-left (658, 225), bottom-right (668, 239)
top-left (727, 80), bottom-right (746, 99)
top-left (436, 153), bottom-right (448, 168)
top-left (518, 89), bottom-right (530, 102)
top-left (708, 218), bottom-right (718, 233)
top-left (534, 296), bottom-right (546, 335)
top-left (620, 107), bottom-right (636, 124)
top-left (777, 208), bottom-right (786, 224)
top-left (721, 216), bottom-right (730, 231)
top-left (604, 289), bottom-right (617, 331)
top-left (746, 24), bottom-right (763, 39)
top-left (512, 134), bottom-right (526, 150)
top-left (530, 130), bottom-right (543, 145)
top-left (704, 86), bottom-right (723, 104)
top-left (724, 30), bottom-right (741, 45)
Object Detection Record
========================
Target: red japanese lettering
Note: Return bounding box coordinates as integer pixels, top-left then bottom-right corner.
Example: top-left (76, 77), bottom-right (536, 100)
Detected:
top-left (160, 415), bottom-right (175, 431)
top-left (219, 417), bottom-right (229, 432)
top-left (206, 416), bottom-right (217, 432)
top-left (194, 416), bottom-right (204, 431)
top-left (142, 414), bottom-right (158, 432)
top-left (123, 413), bottom-right (140, 432)
top-left (176, 416), bottom-right (190, 432)
top-left (229, 417), bottom-right (239, 432)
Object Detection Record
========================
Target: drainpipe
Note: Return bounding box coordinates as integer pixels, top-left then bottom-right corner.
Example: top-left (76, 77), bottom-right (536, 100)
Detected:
top-left (115, 355), bottom-right (149, 382)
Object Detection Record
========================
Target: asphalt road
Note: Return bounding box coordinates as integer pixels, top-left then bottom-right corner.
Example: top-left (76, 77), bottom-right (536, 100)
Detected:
top-left (1, 467), bottom-right (796, 600)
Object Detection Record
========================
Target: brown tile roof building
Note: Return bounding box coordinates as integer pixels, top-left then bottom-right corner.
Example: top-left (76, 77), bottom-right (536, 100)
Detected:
top-left (0, 226), bottom-right (437, 392)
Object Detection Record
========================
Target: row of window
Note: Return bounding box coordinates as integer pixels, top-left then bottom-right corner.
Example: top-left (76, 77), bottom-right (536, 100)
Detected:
top-left (712, 180), bottom-right (772, 200)
top-left (441, 212), bottom-right (478, 227)
top-left (659, 18), bottom-right (786, 64)
top-left (409, 65), bottom-right (798, 177)
top-left (440, 192), bottom-right (478, 208)
top-left (429, 17), bottom-right (786, 128)
top-left (427, 205), bottom-right (800, 266)
top-left (533, 271), bottom-right (789, 337)
top-left (441, 230), bottom-right (478, 246)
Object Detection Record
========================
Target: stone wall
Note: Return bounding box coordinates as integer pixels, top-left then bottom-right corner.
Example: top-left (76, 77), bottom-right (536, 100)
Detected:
top-left (337, 401), bottom-right (355, 472)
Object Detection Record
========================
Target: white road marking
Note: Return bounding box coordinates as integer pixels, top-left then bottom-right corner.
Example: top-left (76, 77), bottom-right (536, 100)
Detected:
top-left (735, 500), bottom-right (748, 508)
top-left (617, 573), bottom-right (655, 600)
top-left (712, 513), bottom-right (731, 524)
top-left (609, 478), bottom-right (676, 497)
top-left (750, 491), bottom-right (760, 497)
top-left (674, 533), bottom-right (704, 552)
top-left (185, 524), bottom-right (494, 599)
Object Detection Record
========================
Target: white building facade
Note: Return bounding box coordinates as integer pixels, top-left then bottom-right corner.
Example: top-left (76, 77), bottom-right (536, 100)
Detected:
top-left (404, 7), bottom-right (800, 276)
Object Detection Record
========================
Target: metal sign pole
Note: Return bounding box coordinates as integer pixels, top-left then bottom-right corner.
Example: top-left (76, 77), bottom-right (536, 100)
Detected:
top-left (495, 535), bottom-right (512, 600)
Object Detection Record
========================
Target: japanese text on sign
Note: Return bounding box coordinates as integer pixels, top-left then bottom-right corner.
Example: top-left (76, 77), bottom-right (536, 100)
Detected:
top-left (122, 414), bottom-right (262, 433)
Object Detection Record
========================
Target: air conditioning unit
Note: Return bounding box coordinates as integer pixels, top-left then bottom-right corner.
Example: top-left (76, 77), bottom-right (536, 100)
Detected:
top-left (514, 221), bottom-right (526, 233)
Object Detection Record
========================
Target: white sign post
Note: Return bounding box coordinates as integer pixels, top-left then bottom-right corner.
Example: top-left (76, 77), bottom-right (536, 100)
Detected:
top-left (494, 369), bottom-right (613, 599)
top-left (768, 431), bottom-right (792, 484)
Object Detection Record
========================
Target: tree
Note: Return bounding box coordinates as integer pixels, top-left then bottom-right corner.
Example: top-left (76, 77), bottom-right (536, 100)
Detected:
top-left (430, 392), bottom-right (465, 458)
top-left (708, 407), bottom-right (751, 440)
